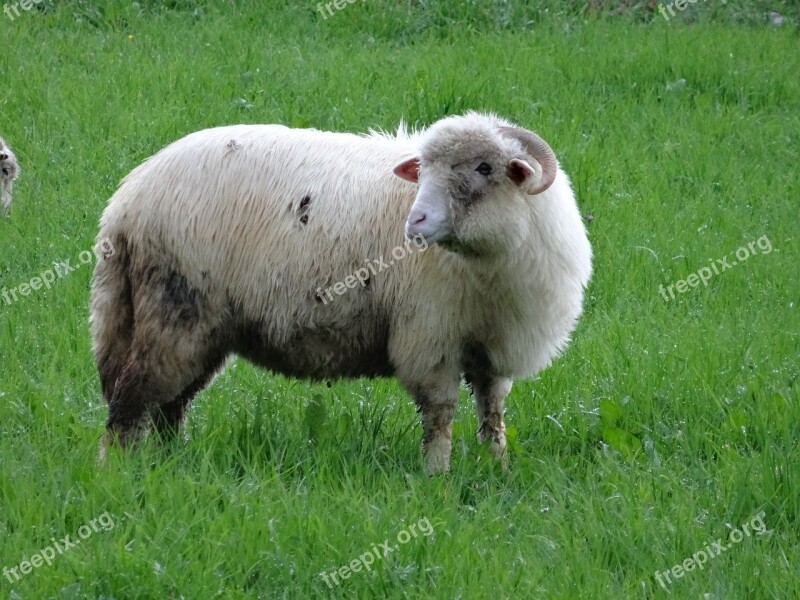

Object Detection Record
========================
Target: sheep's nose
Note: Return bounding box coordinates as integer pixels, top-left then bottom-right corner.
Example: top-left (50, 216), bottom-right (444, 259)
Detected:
top-left (410, 212), bottom-right (426, 225)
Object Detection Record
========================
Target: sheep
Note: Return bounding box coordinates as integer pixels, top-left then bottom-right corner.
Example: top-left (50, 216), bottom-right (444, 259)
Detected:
top-left (91, 112), bottom-right (592, 474)
top-left (0, 138), bottom-right (19, 214)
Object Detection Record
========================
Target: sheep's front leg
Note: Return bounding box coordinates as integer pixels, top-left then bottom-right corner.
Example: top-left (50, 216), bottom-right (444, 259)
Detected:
top-left (416, 395), bottom-right (457, 475)
top-left (408, 375), bottom-right (460, 475)
top-left (466, 373), bottom-right (512, 468)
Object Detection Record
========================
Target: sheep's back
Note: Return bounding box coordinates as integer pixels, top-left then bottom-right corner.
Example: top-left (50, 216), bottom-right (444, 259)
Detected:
top-left (99, 125), bottom-right (420, 359)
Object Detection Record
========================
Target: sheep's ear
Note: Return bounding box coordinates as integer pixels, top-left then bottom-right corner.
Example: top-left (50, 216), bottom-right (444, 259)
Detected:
top-left (506, 158), bottom-right (540, 195)
top-left (393, 157), bottom-right (420, 183)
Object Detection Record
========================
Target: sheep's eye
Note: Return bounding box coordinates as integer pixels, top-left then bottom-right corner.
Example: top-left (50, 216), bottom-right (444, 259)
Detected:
top-left (1, 168), bottom-right (7, 176)
top-left (476, 162), bottom-right (492, 176)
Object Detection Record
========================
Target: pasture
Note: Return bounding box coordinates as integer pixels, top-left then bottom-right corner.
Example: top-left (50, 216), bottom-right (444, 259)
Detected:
top-left (0, 1), bottom-right (798, 598)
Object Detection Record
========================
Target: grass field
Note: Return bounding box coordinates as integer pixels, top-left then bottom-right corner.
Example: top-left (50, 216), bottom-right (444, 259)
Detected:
top-left (1, 1), bottom-right (798, 598)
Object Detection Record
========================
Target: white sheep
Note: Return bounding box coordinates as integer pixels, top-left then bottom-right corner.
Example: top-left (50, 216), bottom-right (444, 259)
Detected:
top-left (91, 112), bottom-right (592, 473)
top-left (0, 138), bottom-right (19, 213)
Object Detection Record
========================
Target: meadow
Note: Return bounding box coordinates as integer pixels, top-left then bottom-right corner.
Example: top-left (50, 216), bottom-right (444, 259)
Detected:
top-left (0, 1), bottom-right (798, 598)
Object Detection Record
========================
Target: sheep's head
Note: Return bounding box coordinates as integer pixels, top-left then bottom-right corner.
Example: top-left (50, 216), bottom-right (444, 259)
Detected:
top-left (0, 138), bottom-right (19, 213)
top-left (394, 114), bottom-right (558, 257)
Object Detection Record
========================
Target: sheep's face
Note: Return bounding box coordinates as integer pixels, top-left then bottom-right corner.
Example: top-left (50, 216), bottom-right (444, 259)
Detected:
top-left (394, 117), bottom-right (556, 258)
top-left (0, 138), bottom-right (19, 212)
top-left (0, 138), bottom-right (19, 183)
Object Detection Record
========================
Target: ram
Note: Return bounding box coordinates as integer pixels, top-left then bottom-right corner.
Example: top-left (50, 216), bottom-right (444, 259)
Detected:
top-left (91, 112), bottom-right (592, 474)
top-left (0, 138), bottom-right (19, 213)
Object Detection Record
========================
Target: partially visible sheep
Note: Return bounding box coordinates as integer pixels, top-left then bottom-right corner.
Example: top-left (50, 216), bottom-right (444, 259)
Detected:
top-left (91, 112), bottom-right (592, 474)
top-left (0, 138), bottom-right (19, 213)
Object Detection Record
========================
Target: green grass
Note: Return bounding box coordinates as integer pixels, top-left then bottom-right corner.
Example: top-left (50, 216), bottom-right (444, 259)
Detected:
top-left (1, 1), bottom-right (798, 598)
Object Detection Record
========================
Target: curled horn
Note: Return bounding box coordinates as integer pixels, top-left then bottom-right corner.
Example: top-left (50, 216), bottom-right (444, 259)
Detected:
top-left (499, 126), bottom-right (558, 195)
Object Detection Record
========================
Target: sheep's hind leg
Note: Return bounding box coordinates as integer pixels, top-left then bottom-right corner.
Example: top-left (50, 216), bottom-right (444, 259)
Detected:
top-left (103, 338), bottom-right (224, 452)
top-left (150, 388), bottom-right (197, 441)
top-left (102, 341), bottom-right (181, 453)
top-left (151, 355), bottom-right (227, 441)
top-left (101, 267), bottom-right (228, 455)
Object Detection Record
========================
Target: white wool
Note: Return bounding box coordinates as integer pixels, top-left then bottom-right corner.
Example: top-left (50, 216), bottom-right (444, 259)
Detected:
top-left (92, 113), bottom-right (592, 472)
top-left (98, 117), bottom-right (591, 382)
